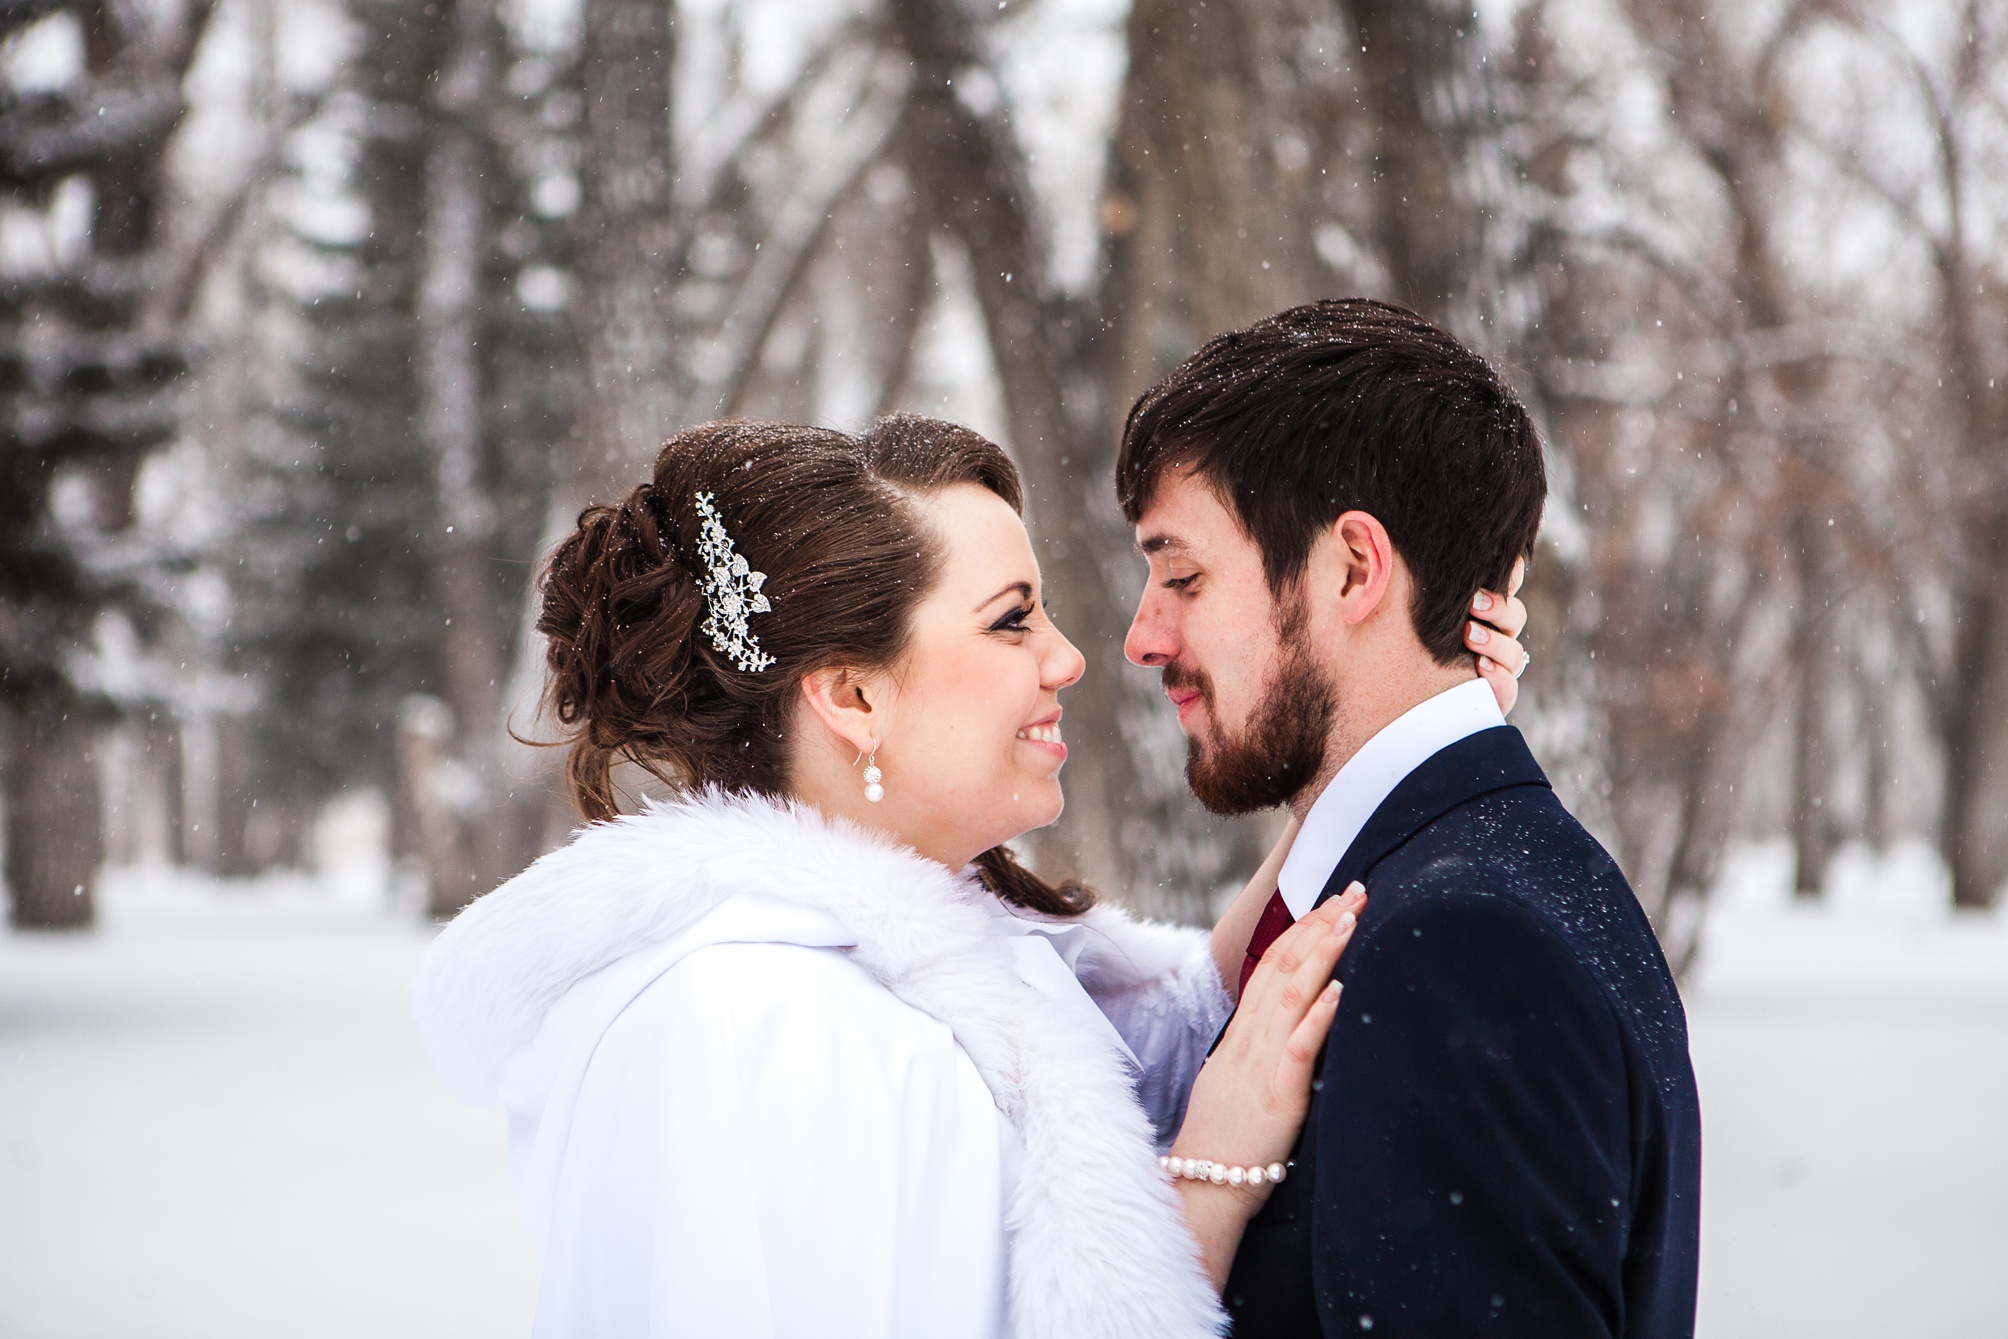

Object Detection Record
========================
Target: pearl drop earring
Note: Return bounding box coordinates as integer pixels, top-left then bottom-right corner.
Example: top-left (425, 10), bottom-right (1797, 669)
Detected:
top-left (862, 750), bottom-right (884, 804)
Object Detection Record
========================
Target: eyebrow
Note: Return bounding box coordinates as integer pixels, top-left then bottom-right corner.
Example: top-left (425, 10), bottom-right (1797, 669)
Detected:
top-left (977, 580), bottom-right (1034, 612)
top-left (1136, 533), bottom-right (1190, 557)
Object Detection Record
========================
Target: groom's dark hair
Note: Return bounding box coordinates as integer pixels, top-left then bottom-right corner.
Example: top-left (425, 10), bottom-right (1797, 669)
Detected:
top-left (1116, 298), bottom-right (1545, 664)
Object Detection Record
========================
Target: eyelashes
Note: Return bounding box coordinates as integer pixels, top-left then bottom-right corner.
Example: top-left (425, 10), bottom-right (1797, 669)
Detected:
top-left (989, 604), bottom-right (1035, 634)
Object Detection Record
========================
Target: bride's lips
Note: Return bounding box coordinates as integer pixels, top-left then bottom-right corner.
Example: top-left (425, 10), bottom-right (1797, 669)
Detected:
top-left (1015, 711), bottom-right (1067, 761)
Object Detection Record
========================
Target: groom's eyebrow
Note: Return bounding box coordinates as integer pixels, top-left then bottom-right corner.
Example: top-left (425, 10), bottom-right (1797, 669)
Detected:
top-left (1136, 533), bottom-right (1188, 556)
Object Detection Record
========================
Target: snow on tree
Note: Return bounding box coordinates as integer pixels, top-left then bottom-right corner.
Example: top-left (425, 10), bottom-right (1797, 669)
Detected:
top-left (0, 0), bottom-right (221, 927)
top-left (214, 0), bottom-right (580, 915)
top-left (7, 0), bottom-right (2004, 936)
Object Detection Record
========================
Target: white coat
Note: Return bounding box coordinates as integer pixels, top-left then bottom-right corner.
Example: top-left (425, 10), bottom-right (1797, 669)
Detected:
top-left (413, 789), bottom-right (1231, 1339)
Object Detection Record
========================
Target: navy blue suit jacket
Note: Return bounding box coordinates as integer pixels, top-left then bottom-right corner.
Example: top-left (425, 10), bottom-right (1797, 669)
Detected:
top-left (1222, 726), bottom-right (1701, 1338)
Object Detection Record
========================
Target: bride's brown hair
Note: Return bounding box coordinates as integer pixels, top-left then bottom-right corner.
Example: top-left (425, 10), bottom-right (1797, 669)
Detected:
top-left (538, 414), bottom-right (1092, 917)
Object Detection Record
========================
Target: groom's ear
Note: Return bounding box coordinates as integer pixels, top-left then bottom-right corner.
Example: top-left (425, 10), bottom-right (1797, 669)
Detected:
top-left (1329, 511), bottom-right (1397, 627)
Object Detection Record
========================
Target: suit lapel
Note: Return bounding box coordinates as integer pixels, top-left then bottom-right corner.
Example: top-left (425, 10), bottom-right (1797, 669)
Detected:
top-left (1209, 726), bottom-right (1552, 1058)
top-left (1312, 725), bottom-right (1551, 909)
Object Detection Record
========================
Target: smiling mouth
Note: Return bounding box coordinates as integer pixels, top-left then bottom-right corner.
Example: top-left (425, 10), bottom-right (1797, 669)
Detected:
top-left (1017, 722), bottom-right (1064, 745)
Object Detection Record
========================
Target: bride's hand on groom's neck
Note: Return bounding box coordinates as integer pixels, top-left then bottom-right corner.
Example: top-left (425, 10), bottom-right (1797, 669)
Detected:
top-left (1467, 556), bottom-right (1530, 714)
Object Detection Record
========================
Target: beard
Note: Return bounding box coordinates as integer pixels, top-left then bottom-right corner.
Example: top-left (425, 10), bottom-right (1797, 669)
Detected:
top-left (1165, 591), bottom-right (1336, 816)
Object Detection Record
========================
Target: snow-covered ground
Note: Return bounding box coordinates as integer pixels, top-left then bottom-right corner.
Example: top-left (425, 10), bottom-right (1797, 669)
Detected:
top-left (0, 867), bottom-right (539, 1339)
top-left (2, 837), bottom-right (2004, 1338)
top-left (1688, 840), bottom-right (2008, 1339)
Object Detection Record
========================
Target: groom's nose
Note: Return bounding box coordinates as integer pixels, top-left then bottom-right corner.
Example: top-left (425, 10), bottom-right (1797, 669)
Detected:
top-left (1124, 588), bottom-right (1177, 668)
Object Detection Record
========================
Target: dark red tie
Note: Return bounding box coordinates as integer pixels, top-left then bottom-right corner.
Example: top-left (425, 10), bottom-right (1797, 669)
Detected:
top-left (1238, 891), bottom-right (1297, 995)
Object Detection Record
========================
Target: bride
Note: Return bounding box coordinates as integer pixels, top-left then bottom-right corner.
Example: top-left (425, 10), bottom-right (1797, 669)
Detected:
top-left (413, 414), bottom-right (1525, 1338)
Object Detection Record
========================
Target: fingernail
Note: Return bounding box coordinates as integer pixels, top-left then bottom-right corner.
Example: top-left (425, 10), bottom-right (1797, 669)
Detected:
top-left (1472, 590), bottom-right (1492, 612)
top-left (1323, 981), bottom-right (1341, 1001)
top-left (1336, 910), bottom-right (1357, 931)
top-left (1468, 621), bottom-right (1490, 645)
top-left (1478, 655), bottom-right (1495, 673)
top-left (1345, 881), bottom-right (1365, 897)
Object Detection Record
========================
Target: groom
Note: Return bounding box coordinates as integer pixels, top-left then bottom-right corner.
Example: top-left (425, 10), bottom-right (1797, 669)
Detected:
top-left (1119, 299), bottom-right (1701, 1337)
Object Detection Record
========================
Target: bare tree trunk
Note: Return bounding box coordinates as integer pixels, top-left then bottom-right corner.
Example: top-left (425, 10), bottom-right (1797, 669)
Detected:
top-left (1790, 677), bottom-right (1836, 898)
top-left (145, 713), bottom-right (185, 866)
top-left (576, 0), bottom-right (681, 484)
top-left (4, 701), bottom-right (103, 929)
top-left (1859, 645), bottom-right (1892, 853)
top-left (1936, 224), bottom-right (2008, 906)
top-left (412, 0), bottom-right (535, 916)
top-left (1790, 518), bottom-right (1835, 898)
top-left (1110, 0), bottom-right (1310, 347)
top-left (397, 695), bottom-right (471, 914)
top-left (205, 712), bottom-right (257, 879)
top-left (1346, 0), bottom-right (1529, 341)
top-left (1940, 518), bottom-right (2008, 907)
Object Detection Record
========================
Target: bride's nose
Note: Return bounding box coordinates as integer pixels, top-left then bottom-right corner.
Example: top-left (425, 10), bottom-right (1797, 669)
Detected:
top-left (1043, 629), bottom-right (1086, 691)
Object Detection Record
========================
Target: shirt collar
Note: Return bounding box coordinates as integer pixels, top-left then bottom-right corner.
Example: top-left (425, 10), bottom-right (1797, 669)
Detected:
top-left (977, 896), bottom-right (1139, 1070)
top-left (977, 894), bottom-right (1090, 972)
top-left (1275, 678), bottom-right (1505, 919)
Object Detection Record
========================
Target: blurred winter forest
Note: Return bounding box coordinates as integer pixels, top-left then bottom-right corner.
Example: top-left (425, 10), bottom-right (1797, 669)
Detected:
top-left (3, 0), bottom-right (2006, 955)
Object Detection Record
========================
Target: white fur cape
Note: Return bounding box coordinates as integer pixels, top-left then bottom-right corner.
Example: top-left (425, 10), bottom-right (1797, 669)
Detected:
top-left (414, 789), bottom-right (1226, 1339)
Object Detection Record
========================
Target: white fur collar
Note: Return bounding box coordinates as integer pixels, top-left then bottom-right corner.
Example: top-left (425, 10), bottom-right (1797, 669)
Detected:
top-left (414, 789), bottom-right (1225, 1339)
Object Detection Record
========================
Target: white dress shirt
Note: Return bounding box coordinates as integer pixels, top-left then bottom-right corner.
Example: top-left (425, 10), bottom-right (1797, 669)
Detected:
top-left (1275, 677), bottom-right (1505, 919)
top-left (977, 895), bottom-right (1142, 1070)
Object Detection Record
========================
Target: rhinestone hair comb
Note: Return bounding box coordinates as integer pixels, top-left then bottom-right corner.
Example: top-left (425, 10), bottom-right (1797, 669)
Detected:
top-left (693, 491), bottom-right (775, 672)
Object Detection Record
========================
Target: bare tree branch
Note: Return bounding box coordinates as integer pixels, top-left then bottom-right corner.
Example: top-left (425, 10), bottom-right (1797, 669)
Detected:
top-left (707, 54), bottom-right (911, 416)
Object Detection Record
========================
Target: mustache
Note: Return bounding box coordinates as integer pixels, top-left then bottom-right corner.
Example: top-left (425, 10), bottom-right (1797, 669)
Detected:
top-left (1160, 660), bottom-right (1212, 701)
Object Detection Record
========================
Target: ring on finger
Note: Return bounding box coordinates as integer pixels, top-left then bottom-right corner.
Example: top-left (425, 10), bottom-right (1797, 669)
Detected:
top-left (1513, 651), bottom-right (1531, 681)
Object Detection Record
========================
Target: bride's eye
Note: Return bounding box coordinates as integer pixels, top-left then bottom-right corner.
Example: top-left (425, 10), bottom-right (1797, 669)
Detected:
top-left (989, 604), bottom-right (1033, 635)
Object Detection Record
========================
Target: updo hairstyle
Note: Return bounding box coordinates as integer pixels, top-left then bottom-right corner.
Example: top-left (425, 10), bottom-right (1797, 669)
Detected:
top-left (537, 414), bottom-right (1091, 916)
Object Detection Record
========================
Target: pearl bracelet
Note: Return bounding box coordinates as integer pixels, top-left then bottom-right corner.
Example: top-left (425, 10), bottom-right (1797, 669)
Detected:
top-left (1159, 1155), bottom-right (1289, 1188)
